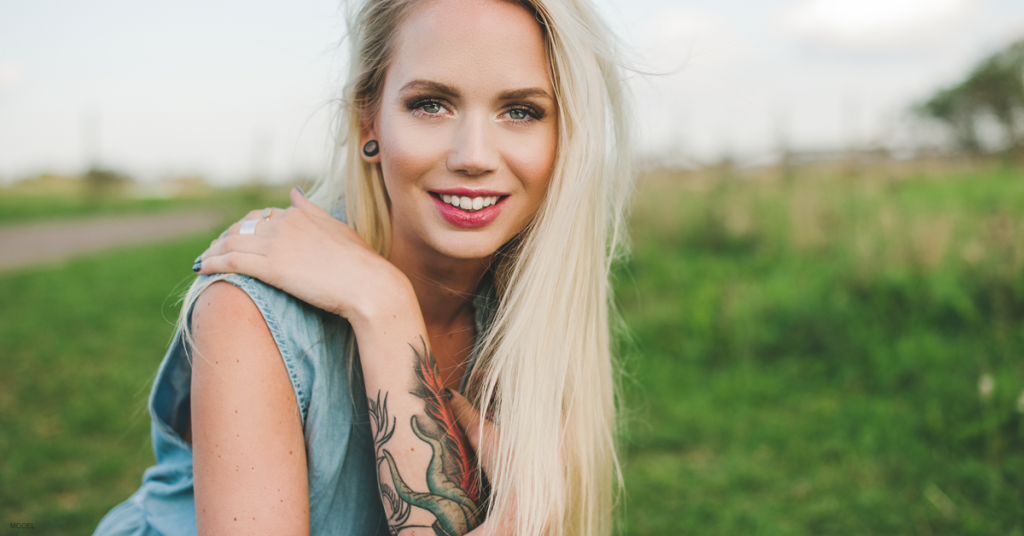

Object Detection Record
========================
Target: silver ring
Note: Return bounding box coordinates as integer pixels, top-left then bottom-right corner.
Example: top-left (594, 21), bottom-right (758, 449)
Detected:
top-left (261, 207), bottom-right (273, 221)
top-left (239, 219), bottom-right (259, 236)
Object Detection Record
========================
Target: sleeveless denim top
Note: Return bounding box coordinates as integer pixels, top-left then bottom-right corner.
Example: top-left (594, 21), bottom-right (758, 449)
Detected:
top-left (94, 238), bottom-right (497, 536)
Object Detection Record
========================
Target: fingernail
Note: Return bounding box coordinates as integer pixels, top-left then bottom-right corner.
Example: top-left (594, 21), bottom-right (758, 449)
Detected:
top-left (194, 255), bottom-right (202, 264)
top-left (444, 389), bottom-right (454, 401)
top-left (192, 261), bottom-right (202, 273)
top-left (294, 184), bottom-right (306, 197)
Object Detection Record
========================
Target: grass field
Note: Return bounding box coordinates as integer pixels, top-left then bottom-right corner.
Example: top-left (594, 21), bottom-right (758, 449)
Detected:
top-left (617, 164), bottom-right (1024, 535)
top-left (1, 166), bottom-right (1022, 534)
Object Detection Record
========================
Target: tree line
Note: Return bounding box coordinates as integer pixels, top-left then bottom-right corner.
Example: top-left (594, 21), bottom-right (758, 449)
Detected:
top-left (918, 38), bottom-right (1024, 154)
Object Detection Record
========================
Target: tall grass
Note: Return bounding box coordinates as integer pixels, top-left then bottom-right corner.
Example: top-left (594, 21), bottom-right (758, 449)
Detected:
top-left (618, 164), bottom-right (1024, 535)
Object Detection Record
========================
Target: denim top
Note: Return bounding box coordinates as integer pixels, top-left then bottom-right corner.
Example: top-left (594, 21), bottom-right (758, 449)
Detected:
top-left (94, 228), bottom-right (497, 536)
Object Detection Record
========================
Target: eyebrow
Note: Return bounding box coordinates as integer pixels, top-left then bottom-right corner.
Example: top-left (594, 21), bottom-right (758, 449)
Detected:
top-left (399, 79), bottom-right (553, 101)
top-left (498, 87), bottom-right (553, 101)
top-left (400, 80), bottom-right (460, 98)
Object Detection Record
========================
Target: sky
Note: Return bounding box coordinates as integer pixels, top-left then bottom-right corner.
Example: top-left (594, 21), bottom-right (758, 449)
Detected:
top-left (2, 0), bottom-right (1024, 184)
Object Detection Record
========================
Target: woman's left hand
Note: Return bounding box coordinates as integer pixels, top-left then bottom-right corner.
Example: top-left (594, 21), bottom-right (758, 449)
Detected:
top-left (195, 187), bottom-right (410, 321)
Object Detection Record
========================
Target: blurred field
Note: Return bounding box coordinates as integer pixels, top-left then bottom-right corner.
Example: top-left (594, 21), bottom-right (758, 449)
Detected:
top-left (0, 176), bottom-right (295, 225)
top-left (1, 165), bottom-right (1022, 534)
top-left (617, 162), bottom-right (1024, 535)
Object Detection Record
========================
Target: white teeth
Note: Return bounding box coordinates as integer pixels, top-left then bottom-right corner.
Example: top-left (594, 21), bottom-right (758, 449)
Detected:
top-left (441, 194), bottom-right (502, 212)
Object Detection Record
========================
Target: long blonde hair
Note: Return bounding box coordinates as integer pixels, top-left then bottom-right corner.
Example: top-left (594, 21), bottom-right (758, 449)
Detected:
top-left (318, 0), bottom-right (633, 534)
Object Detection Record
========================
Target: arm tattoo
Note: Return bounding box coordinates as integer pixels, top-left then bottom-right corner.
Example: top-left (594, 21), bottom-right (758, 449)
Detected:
top-left (367, 337), bottom-right (486, 536)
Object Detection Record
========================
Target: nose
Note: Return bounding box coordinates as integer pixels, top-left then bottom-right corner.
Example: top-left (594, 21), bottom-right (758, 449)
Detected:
top-left (446, 114), bottom-right (499, 177)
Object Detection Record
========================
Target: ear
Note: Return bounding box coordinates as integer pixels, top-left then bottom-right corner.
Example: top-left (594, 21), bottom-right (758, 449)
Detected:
top-left (359, 120), bottom-right (381, 164)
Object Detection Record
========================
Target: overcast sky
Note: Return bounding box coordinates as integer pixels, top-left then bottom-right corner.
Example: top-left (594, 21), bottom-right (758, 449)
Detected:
top-left (2, 0), bottom-right (1024, 184)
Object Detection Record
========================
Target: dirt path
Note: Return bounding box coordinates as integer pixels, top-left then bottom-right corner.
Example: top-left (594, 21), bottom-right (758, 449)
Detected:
top-left (0, 209), bottom-right (225, 272)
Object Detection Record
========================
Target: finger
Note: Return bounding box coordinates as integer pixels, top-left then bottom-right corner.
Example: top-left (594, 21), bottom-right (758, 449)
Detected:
top-left (194, 251), bottom-right (270, 279)
top-left (260, 206), bottom-right (285, 221)
top-left (222, 216), bottom-right (269, 239)
top-left (449, 390), bottom-right (492, 456)
top-left (221, 221), bottom-right (244, 238)
top-left (290, 186), bottom-right (332, 220)
top-left (214, 209), bottom-right (261, 242)
top-left (242, 208), bottom-right (265, 222)
top-left (200, 233), bottom-right (268, 261)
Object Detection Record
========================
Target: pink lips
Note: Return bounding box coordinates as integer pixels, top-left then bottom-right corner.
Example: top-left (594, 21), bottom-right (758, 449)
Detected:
top-left (430, 188), bottom-right (507, 228)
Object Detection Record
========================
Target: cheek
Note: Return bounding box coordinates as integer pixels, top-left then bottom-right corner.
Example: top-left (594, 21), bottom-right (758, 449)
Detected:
top-left (377, 115), bottom-right (449, 195)
top-left (504, 130), bottom-right (556, 197)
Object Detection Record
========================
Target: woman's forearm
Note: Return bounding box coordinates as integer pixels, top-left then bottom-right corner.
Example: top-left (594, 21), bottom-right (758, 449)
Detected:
top-left (349, 281), bottom-right (485, 535)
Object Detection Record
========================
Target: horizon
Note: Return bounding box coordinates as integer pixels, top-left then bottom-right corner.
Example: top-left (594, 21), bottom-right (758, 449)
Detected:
top-left (2, 0), bottom-right (1023, 185)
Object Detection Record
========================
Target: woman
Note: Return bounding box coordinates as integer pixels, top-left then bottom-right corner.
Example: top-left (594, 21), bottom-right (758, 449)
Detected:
top-left (94, 0), bottom-right (632, 534)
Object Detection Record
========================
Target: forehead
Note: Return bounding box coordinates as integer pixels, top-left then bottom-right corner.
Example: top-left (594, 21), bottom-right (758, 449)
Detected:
top-left (387, 0), bottom-right (552, 95)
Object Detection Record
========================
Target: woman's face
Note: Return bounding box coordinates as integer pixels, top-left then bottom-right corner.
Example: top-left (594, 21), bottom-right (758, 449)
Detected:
top-left (364, 0), bottom-right (557, 262)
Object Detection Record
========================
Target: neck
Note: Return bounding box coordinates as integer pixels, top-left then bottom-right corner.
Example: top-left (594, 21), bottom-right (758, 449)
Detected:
top-left (387, 234), bottom-right (490, 332)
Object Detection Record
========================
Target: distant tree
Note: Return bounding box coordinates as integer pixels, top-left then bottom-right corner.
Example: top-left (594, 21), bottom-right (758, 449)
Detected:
top-left (918, 39), bottom-right (1024, 153)
top-left (920, 85), bottom-right (982, 153)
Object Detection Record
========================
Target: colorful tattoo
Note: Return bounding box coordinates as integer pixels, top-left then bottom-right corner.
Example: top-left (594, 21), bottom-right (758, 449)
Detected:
top-left (367, 337), bottom-right (485, 536)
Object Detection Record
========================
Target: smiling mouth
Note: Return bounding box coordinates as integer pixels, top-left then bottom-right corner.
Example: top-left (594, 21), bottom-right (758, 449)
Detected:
top-left (432, 193), bottom-right (507, 213)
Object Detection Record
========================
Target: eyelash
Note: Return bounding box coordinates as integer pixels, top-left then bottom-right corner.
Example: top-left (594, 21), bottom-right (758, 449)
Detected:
top-left (406, 98), bottom-right (544, 125)
top-left (504, 106), bottom-right (543, 125)
top-left (408, 98), bottom-right (450, 119)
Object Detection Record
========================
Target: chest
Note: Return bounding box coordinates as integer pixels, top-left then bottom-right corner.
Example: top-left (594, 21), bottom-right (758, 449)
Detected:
top-left (427, 320), bottom-right (477, 392)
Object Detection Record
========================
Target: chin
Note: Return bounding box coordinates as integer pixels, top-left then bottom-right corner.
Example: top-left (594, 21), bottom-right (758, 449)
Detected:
top-left (430, 231), bottom-right (508, 261)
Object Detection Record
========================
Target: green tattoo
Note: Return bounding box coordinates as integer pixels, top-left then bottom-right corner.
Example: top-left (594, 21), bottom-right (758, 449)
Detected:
top-left (367, 338), bottom-right (486, 536)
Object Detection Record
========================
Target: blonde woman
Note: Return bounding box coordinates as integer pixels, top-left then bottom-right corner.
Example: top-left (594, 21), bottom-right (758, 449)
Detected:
top-left (93, 0), bottom-right (632, 534)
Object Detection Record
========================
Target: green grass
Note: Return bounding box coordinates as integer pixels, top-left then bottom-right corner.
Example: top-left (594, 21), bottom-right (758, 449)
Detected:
top-left (0, 234), bottom-right (213, 531)
top-left (617, 165), bottom-right (1024, 535)
top-left (1, 166), bottom-right (1022, 534)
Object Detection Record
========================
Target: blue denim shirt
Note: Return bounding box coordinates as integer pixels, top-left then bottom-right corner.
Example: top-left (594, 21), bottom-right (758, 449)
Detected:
top-left (94, 263), bottom-right (496, 535)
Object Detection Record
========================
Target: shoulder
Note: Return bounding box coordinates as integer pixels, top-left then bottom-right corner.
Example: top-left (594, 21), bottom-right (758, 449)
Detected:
top-left (189, 281), bottom-right (288, 393)
top-left (186, 273), bottom-right (351, 422)
top-left (188, 279), bottom-right (305, 425)
top-left (190, 273), bottom-right (327, 352)
top-left (191, 280), bottom-right (263, 331)
top-left (188, 277), bottom-right (303, 402)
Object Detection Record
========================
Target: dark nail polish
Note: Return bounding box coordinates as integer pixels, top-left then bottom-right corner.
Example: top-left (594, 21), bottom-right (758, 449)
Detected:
top-left (295, 184), bottom-right (306, 197)
top-left (194, 255), bottom-right (202, 264)
top-left (192, 261), bottom-right (202, 273)
top-left (444, 389), bottom-right (453, 401)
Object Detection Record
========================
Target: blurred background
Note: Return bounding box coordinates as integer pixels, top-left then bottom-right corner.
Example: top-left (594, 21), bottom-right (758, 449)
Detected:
top-left (2, 0), bottom-right (1023, 534)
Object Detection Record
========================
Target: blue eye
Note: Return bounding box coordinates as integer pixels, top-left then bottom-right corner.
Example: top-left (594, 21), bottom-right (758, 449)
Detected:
top-left (506, 106), bottom-right (543, 123)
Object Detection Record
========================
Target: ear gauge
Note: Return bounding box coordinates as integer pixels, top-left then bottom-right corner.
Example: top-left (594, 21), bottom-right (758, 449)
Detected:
top-left (362, 140), bottom-right (379, 157)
